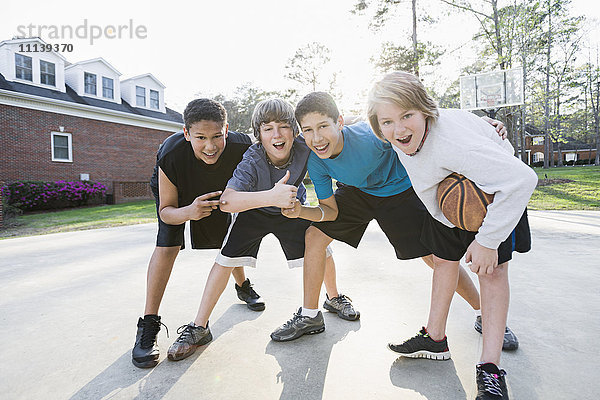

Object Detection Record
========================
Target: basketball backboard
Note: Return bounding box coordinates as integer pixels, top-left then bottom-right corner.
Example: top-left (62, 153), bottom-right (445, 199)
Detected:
top-left (460, 67), bottom-right (524, 110)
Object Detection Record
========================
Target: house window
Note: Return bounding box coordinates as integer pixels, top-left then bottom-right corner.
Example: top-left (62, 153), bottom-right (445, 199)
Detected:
top-left (102, 77), bottom-right (114, 99)
top-left (150, 89), bottom-right (159, 109)
top-left (136, 86), bottom-right (146, 107)
top-left (51, 132), bottom-right (73, 162)
top-left (15, 54), bottom-right (33, 81)
top-left (84, 72), bottom-right (97, 95)
top-left (532, 137), bottom-right (544, 146)
top-left (533, 152), bottom-right (544, 163)
top-left (565, 153), bottom-right (577, 162)
top-left (40, 60), bottom-right (56, 86)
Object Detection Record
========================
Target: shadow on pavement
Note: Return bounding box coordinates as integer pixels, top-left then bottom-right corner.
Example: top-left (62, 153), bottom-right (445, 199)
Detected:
top-left (389, 357), bottom-right (466, 400)
top-left (68, 304), bottom-right (261, 400)
top-left (265, 315), bottom-right (361, 400)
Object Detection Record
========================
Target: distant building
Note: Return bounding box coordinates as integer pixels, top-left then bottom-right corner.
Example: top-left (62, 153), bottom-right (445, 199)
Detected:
top-left (0, 37), bottom-right (183, 203)
top-left (524, 124), bottom-right (597, 166)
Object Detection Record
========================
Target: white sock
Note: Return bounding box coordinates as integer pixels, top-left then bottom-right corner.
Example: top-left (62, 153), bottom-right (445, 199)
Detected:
top-left (300, 307), bottom-right (319, 318)
top-left (474, 309), bottom-right (482, 317)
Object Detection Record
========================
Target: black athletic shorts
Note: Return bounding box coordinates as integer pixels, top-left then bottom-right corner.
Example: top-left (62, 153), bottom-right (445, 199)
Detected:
top-left (313, 184), bottom-right (431, 260)
top-left (421, 208), bottom-right (531, 264)
top-left (153, 187), bottom-right (229, 250)
top-left (216, 209), bottom-right (332, 269)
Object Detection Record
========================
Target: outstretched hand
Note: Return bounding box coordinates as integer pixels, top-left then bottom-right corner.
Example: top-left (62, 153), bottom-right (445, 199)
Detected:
top-left (188, 191), bottom-right (222, 220)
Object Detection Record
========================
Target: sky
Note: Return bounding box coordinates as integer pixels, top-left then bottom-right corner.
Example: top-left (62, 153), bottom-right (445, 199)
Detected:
top-left (2, 0), bottom-right (599, 114)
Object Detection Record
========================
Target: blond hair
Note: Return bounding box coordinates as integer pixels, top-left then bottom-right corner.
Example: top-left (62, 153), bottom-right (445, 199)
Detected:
top-left (367, 71), bottom-right (439, 140)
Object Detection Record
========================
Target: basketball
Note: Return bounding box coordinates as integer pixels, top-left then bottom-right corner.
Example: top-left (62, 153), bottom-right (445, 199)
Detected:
top-left (437, 173), bottom-right (494, 232)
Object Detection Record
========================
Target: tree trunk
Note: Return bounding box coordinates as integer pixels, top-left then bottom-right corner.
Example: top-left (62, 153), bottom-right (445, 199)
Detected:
top-left (543, 0), bottom-right (552, 169)
top-left (412, 0), bottom-right (419, 76)
top-left (556, 81), bottom-right (563, 167)
top-left (491, 0), bottom-right (505, 69)
top-left (520, 58), bottom-right (528, 163)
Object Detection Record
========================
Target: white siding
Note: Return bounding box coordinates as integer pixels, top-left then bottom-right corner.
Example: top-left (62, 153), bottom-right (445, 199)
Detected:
top-left (120, 74), bottom-right (165, 113)
top-left (64, 60), bottom-right (121, 103)
top-left (0, 40), bottom-right (66, 93)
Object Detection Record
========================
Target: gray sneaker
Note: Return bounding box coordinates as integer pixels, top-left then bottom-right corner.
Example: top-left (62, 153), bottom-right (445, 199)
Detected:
top-left (167, 322), bottom-right (213, 361)
top-left (323, 294), bottom-right (360, 321)
top-left (270, 308), bottom-right (325, 342)
top-left (474, 315), bottom-right (519, 351)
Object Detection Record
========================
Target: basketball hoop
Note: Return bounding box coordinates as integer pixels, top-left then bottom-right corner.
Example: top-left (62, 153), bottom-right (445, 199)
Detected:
top-left (460, 67), bottom-right (524, 111)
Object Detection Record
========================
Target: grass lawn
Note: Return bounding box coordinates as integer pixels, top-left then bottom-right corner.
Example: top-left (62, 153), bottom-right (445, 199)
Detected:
top-left (0, 200), bottom-right (156, 239)
top-left (529, 165), bottom-right (600, 210)
top-left (1, 166), bottom-right (598, 239)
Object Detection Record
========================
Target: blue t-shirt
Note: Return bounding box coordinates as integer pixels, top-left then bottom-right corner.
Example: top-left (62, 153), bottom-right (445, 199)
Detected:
top-left (307, 121), bottom-right (412, 199)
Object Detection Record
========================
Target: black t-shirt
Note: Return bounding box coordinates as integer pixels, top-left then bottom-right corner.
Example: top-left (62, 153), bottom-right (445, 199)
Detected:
top-left (152, 131), bottom-right (252, 248)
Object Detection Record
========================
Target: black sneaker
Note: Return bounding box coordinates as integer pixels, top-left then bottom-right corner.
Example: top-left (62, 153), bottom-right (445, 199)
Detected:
top-left (235, 278), bottom-right (265, 311)
top-left (388, 327), bottom-right (451, 360)
top-left (323, 294), bottom-right (360, 321)
top-left (474, 316), bottom-right (519, 351)
top-left (270, 308), bottom-right (325, 342)
top-left (132, 315), bottom-right (167, 368)
top-left (476, 363), bottom-right (509, 399)
top-left (167, 322), bottom-right (213, 361)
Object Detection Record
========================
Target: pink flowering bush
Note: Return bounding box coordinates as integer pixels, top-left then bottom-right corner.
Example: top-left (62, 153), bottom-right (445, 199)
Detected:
top-left (1, 180), bottom-right (106, 212)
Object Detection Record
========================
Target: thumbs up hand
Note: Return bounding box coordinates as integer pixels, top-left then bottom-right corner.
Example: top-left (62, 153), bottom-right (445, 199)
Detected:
top-left (271, 170), bottom-right (298, 208)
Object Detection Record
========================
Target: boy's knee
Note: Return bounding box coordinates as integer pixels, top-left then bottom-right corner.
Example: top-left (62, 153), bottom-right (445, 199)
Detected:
top-left (154, 245), bottom-right (180, 259)
top-left (305, 226), bottom-right (331, 248)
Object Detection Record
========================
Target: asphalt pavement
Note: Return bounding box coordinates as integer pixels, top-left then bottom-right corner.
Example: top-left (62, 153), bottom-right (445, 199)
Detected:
top-left (0, 210), bottom-right (598, 399)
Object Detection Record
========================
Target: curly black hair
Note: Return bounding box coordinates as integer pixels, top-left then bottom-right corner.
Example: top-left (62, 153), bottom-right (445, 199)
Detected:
top-left (183, 98), bottom-right (227, 131)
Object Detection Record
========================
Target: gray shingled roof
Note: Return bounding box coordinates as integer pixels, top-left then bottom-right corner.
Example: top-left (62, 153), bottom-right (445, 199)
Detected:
top-left (0, 73), bottom-right (182, 124)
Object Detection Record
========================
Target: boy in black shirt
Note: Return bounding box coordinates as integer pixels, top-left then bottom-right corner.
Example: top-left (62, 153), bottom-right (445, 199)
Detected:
top-left (132, 99), bottom-right (263, 368)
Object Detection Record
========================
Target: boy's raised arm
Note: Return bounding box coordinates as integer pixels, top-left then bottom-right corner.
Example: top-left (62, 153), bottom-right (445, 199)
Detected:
top-left (158, 167), bottom-right (221, 225)
top-left (220, 170), bottom-right (298, 213)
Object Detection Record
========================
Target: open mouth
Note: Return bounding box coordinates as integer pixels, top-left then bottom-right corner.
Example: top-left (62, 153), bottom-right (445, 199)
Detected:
top-left (396, 135), bottom-right (412, 145)
top-left (313, 143), bottom-right (329, 154)
top-left (273, 141), bottom-right (286, 150)
top-left (203, 151), bottom-right (218, 159)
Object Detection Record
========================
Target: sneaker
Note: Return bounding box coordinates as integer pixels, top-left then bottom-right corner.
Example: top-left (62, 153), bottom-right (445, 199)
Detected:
top-left (132, 315), bottom-right (167, 368)
top-left (388, 327), bottom-right (451, 360)
top-left (235, 278), bottom-right (265, 311)
top-left (476, 363), bottom-right (509, 399)
top-left (474, 316), bottom-right (519, 351)
top-left (270, 308), bottom-right (325, 342)
top-left (323, 294), bottom-right (360, 321)
top-left (167, 322), bottom-right (213, 361)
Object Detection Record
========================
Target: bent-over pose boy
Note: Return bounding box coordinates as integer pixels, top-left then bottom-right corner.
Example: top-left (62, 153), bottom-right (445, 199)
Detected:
top-left (368, 71), bottom-right (537, 399)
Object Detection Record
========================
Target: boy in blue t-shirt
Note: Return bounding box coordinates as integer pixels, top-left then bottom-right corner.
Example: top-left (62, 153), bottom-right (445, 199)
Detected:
top-left (166, 98), bottom-right (358, 360)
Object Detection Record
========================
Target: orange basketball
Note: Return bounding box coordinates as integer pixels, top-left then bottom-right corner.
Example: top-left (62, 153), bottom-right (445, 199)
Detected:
top-left (437, 173), bottom-right (494, 232)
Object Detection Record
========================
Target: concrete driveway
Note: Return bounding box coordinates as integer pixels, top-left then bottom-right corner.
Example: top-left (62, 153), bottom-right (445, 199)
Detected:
top-left (0, 210), bottom-right (599, 399)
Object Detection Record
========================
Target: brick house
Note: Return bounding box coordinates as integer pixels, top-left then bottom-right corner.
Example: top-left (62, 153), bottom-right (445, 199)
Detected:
top-left (524, 124), bottom-right (597, 165)
top-left (0, 37), bottom-right (183, 204)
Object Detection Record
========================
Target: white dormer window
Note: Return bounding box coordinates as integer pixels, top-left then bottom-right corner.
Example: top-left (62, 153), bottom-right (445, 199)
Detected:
top-left (40, 60), bottom-right (56, 86)
top-left (85, 72), bottom-right (97, 95)
top-left (102, 77), bottom-right (114, 99)
top-left (136, 86), bottom-right (146, 107)
top-left (15, 54), bottom-right (33, 81)
top-left (150, 89), bottom-right (159, 110)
